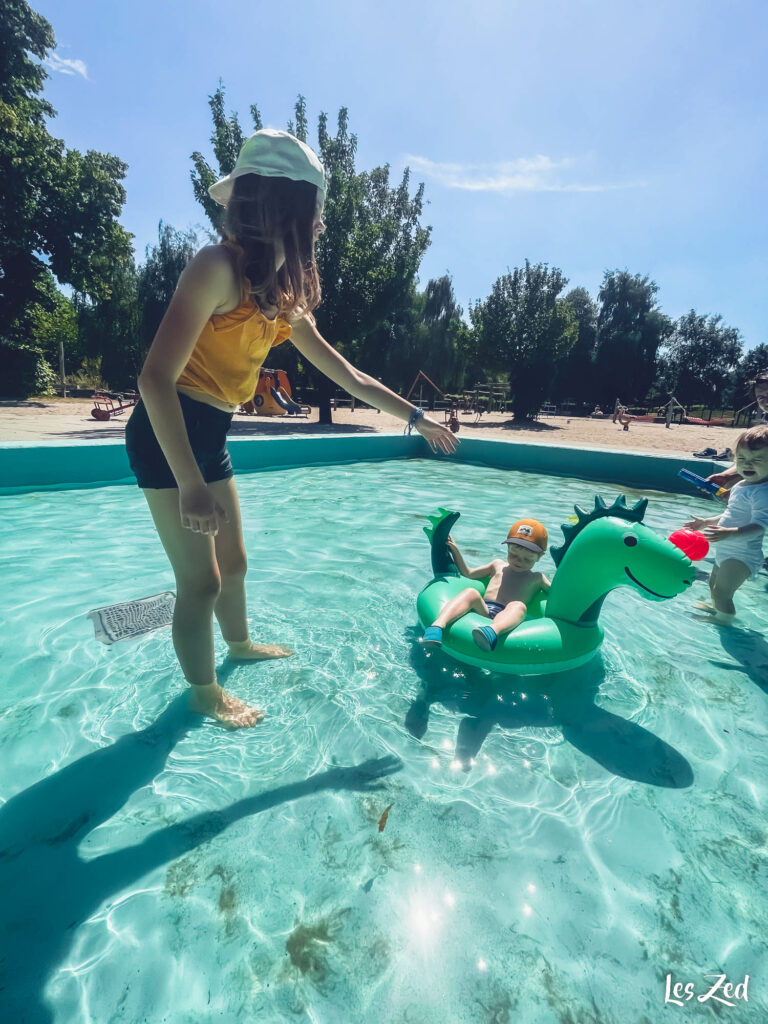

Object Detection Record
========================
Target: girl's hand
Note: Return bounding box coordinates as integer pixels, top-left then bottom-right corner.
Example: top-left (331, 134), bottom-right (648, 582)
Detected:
top-left (702, 525), bottom-right (737, 542)
top-left (415, 415), bottom-right (460, 454)
top-left (179, 484), bottom-right (229, 536)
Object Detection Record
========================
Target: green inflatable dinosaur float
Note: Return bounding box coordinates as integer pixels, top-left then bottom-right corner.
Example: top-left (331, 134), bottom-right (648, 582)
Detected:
top-left (416, 496), bottom-right (694, 675)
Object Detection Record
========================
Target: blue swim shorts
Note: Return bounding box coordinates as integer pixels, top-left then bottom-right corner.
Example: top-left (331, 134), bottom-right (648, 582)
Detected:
top-left (484, 600), bottom-right (506, 618)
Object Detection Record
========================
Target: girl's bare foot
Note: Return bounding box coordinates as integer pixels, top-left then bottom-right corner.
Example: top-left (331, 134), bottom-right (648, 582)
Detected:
top-left (693, 600), bottom-right (717, 613)
top-left (189, 681), bottom-right (265, 728)
top-left (226, 639), bottom-right (293, 660)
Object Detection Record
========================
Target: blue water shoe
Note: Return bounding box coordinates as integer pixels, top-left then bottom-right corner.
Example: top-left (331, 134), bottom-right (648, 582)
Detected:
top-left (421, 626), bottom-right (443, 648)
top-left (472, 625), bottom-right (498, 651)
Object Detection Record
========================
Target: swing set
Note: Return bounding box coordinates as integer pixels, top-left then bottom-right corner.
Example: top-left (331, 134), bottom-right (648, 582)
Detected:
top-left (405, 370), bottom-right (460, 432)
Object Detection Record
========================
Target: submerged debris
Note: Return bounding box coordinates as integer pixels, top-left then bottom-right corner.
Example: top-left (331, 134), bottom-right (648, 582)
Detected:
top-left (378, 804), bottom-right (393, 832)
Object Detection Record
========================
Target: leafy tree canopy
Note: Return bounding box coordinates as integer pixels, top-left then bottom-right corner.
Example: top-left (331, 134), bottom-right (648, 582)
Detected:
top-left (594, 270), bottom-right (671, 405)
top-left (470, 260), bottom-right (576, 420)
top-left (552, 287), bottom-right (598, 404)
top-left (659, 311), bottom-right (742, 407)
top-left (0, 0), bottom-right (132, 348)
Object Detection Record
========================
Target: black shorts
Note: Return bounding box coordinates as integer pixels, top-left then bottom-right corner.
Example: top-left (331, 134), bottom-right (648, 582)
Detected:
top-left (125, 391), bottom-right (234, 489)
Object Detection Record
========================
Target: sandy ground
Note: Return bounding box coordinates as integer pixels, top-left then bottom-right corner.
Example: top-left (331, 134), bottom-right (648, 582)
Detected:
top-left (0, 397), bottom-right (747, 457)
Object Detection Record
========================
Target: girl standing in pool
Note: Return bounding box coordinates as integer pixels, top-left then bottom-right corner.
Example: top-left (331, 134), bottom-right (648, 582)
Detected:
top-left (126, 129), bottom-right (458, 728)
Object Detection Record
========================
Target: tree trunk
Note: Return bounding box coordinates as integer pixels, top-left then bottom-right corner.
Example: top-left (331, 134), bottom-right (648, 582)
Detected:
top-left (316, 375), bottom-right (334, 425)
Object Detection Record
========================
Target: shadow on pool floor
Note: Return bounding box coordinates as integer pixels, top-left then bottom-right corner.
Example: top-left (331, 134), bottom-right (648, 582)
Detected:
top-left (0, 695), bottom-right (402, 1024)
top-left (403, 627), bottom-right (694, 788)
top-left (712, 626), bottom-right (768, 693)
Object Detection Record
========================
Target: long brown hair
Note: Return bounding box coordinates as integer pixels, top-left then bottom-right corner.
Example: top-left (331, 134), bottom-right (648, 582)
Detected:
top-left (223, 174), bottom-right (322, 320)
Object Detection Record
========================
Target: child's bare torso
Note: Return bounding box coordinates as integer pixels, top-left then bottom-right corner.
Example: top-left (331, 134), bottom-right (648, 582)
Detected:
top-left (484, 560), bottom-right (545, 606)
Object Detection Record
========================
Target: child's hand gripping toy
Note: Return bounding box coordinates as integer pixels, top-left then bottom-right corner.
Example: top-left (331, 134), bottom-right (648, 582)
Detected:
top-left (677, 468), bottom-right (728, 498)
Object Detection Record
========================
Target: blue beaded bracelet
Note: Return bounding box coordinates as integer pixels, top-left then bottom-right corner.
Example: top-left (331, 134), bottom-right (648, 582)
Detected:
top-left (405, 407), bottom-right (424, 435)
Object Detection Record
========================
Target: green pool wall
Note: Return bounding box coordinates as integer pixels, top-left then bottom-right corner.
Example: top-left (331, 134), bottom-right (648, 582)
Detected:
top-left (0, 433), bottom-right (730, 497)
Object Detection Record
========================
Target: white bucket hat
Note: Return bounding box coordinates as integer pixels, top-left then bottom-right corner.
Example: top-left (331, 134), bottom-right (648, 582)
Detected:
top-left (208, 129), bottom-right (327, 207)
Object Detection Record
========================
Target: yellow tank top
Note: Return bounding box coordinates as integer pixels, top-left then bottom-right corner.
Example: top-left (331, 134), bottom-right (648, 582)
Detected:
top-left (176, 247), bottom-right (292, 408)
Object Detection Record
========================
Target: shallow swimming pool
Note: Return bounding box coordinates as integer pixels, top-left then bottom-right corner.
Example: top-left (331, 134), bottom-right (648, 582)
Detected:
top-left (1, 458), bottom-right (767, 1023)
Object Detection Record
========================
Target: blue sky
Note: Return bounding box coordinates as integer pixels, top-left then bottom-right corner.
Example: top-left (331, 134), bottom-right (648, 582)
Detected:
top-left (38, 0), bottom-right (766, 349)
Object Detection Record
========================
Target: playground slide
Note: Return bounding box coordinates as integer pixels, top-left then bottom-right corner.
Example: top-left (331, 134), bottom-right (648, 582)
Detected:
top-left (270, 386), bottom-right (305, 416)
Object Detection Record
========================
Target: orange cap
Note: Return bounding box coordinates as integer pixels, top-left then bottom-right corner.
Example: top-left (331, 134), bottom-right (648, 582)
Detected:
top-left (503, 518), bottom-right (548, 553)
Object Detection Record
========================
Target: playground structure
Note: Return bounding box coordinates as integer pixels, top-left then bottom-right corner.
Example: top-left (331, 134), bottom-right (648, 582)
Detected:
top-left (610, 395), bottom-right (760, 430)
top-left (400, 380), bottom-right (757, 430)
top-left (240, 368), bottom-right (310, 417)
top-left (457, 382), bottom-right (512, 416)
top-left (90, 391), bottom-right (139, 421)
top-left (405, 370), bottom-right (460, 432)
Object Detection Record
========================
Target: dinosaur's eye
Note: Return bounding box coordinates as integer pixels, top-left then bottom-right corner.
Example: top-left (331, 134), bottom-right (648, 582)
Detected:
top-left (623, 533), bottom-right (638, 547)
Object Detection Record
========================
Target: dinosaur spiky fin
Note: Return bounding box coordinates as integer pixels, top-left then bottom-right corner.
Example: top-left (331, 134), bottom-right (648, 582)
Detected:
top-left (423, 507), bottom-right (455, 543)
top-left (424, 508), bottom-right (461, 576)
top-left (551, 494), bottom-right (648, 566)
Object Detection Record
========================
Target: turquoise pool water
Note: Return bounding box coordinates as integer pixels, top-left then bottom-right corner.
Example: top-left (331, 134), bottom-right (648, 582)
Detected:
top-left (1, 458), bottom-right (767, 1023)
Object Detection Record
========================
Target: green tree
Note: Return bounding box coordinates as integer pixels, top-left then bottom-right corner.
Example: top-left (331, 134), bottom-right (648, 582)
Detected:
top-left (470, 261), bottom-right (576, 420)
top-left (659, 311), bottom-right (742, 407)
top-left (355, 278), bottom-right (467, 400)
top-left (80, 221), bottom-right (200, 390)
top-left (419, 276), bottom-right (470, 391)
top-left (76, 258), bottom-right (139, 390)
top-left (594, 271), bottom-right (671, 405)
top-left (136, 222), bottom-right (200, 353)
top-left (190, 81), bottom-right (262, 235)
top-left (191, 88), bottom-right (431, 421)
top-left (552, 287), bottom-right (598, 404)
top-left (27, 290), bottom-right (78, 366)
top-left (356, 284), bottom-right (430, 397)
top-left (0, 0), bottom-right (133, 395)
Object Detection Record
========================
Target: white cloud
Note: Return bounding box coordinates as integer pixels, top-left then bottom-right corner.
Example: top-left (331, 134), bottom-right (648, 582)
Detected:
top-left (45, 54), bottom-right (88, 79)
top-left (404, 154), bottom-right (643, 193)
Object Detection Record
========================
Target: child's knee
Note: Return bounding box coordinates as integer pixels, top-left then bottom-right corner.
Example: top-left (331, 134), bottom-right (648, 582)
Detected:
top-left (218, 551), bottom-right (247, 580)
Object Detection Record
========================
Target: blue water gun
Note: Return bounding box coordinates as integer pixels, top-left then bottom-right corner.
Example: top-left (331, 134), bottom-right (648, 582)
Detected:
top-left (678, 468), bottom-right (728, 498)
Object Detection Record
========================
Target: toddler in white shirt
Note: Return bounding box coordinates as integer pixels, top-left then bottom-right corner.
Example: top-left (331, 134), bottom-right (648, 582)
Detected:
top-left (686, 424), bottom-right (768, 624)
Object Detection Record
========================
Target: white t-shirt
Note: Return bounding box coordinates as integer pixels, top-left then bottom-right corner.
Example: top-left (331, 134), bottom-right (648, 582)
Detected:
top-left (715, 479), bottom-right (768, 571)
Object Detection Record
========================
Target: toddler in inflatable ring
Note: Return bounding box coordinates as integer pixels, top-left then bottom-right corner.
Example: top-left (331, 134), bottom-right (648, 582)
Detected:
top-left (421, 518), bottom-right (552, 652)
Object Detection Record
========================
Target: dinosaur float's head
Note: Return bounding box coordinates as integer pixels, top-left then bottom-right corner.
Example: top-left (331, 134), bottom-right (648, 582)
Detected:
top-left (551, 496), bottom-right (694, 615)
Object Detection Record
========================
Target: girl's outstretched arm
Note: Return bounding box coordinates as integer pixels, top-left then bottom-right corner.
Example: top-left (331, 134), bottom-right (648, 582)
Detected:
top-left (290, 317), bottom-right (459, 454)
